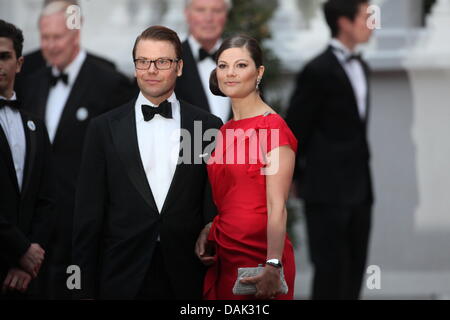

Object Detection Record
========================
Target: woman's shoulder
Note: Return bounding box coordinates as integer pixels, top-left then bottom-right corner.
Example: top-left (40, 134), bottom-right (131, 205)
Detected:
top-left (257, 112), bottom-right (290, 130)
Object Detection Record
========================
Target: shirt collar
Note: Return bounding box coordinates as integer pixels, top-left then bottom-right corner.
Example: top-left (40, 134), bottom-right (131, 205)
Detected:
top-left (188, 35), bottom-right (222, 61)
top-left (331, 39), bottom-right (365, 65)
top-left (51, 49), bottom-right (87, 86)
top-left (0, 92), bottom-right (17, 101)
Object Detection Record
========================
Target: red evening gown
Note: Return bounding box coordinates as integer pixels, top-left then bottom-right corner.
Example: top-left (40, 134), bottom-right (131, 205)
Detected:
top-left (204, 113), bottom-right (298, 300)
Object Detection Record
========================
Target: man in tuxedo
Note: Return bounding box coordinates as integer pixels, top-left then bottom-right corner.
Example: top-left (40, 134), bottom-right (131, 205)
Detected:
top-left (14, 0), bottom-right (117, 98)
top-left (72, 25), bottom-right (222, 300)
top-left (0, 20), bottom-right (55, 300)
top-left (286, 0), bottom-right (374, 300)
top-left (175, 0), bottom-right (231, 123)
top-left (21, 0), bottom-right (134, 299)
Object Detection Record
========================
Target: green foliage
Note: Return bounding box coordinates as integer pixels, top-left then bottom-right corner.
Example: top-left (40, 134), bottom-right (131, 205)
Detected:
top-left (224, 0), bottom-right (281, 88)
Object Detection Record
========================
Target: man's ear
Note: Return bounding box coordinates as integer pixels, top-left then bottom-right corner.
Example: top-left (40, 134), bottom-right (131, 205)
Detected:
top-left (337, 16), bottom-right (352, 35)
top-left (177, 59), bottom-right (184, 77)
top-left (16, 56), bottom-right (24, 74)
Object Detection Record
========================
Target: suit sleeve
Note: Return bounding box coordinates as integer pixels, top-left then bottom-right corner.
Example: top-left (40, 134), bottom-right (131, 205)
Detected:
top-left (202, 116), bottom-right (223, 225)
top-left (72, 118), bottom-right (107, 299)
top-left (29, 122), bottom-right (57, 249)
top-left (0, 218), bottom-right (31, 267)
top-left (285, 65), bottom-right (322, 185)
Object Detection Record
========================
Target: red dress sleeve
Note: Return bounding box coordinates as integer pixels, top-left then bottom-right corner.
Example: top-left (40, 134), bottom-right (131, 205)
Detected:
top-left (263, 114), bottom-right (298, 155)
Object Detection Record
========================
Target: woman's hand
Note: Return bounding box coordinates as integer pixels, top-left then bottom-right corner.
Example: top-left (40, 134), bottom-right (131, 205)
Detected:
top-left (195, 223), bottom-right (216, 266)
top-left (240, 265), bottom-right (283, 300)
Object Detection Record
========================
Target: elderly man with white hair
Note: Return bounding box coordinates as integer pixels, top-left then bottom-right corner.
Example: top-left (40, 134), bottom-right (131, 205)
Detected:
top-left (175, 0), bottom-right (232, 123)
top-left (21, 0), bottom-right (134, 299)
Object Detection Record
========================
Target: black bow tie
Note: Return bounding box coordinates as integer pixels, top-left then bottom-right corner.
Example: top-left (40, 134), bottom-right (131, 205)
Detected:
top-left (0, 99), bottom-right (21, 110)
top-left (347, 53), bottom-right (362, 62)
top-left (331, 46), bottom-right (362, 63)
top-left (198, 48), bottom-right (217, 62)
top-left (141, 100), bottom-right (173, 121)
top-left (49, 69), bottom-right (69, 87)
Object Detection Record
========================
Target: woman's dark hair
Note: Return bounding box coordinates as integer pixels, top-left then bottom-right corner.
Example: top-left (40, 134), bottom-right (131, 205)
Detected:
top-left (323, 0), bottom-right (369, 38)
top-left (210, 34), bottom-right (263, 97)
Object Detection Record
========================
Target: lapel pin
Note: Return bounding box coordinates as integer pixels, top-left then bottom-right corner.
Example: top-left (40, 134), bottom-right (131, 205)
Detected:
top-left (199, 153), bottom-right (209, 158)
top-left (27, 120), bottom-right (36, 132)
top-left (76, 107), bottom-right (89, 122)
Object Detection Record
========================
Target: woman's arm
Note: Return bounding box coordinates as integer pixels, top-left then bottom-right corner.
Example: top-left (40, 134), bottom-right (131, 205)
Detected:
top-left (240, 145), bottom-right (296, 299)
top-left (266, 145), bottom-right (296, 262)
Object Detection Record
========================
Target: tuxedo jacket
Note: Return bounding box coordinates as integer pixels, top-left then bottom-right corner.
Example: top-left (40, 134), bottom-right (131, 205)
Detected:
top-left (175, 40), bottom-right (211, 114)
top-left (72, 99), bottom-right (223, 300)
top-left (0, 111), bottom-right (55, 282)
top-left (21, 55), bottom-right (135, 264)
top-left (286, 46), bottom-right (374, 206)
top-left (16, 50), bottom-right (117, 100)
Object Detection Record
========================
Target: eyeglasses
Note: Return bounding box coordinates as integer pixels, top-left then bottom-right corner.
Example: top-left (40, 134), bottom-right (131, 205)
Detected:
top-left (134, 58), bottom-right (180, 70)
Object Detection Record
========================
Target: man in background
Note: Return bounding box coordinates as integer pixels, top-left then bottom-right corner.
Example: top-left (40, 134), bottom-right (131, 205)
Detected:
top-left (286, 0), bottom-right (374, 300)
top-left (21, 0), bottom-right (134, 299)
top-left (176, 0), bottom-right (231, 123)
top-left (0, 19), bottom-right (55, 300)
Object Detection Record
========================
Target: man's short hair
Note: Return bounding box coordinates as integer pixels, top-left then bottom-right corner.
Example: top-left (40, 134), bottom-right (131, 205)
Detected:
top-left (40, 0), bottom-right (79, 19)
top-left (0, 19), bottom-right (24, 58)
top-left (185, 0), bottom-right (232, 11)
top-left (132, 25), bottom-right (183, 60)
top-left (323, 0), bottom-right (369, 37)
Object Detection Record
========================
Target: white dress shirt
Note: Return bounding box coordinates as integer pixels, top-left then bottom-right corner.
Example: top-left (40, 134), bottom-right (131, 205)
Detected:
top-left (188, 35), bottom-right (230, 123)
top-left (45, 49), bottom-right (87, 143)
top-left (135, 91), bottom-right (181, 214)
top-left (0, 92), bottom-right (26, 191)
top-left (330, 39), bottom-right (368, 120)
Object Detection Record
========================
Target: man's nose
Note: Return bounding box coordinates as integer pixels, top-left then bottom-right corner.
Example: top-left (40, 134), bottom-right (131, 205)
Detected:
top-left (204, 10), bottom-right (214, 21)
top-left (147, 61), bottom-right (158, 74)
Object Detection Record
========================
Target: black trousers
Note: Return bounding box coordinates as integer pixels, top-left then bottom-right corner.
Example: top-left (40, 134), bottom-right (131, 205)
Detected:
top-left (136, 243), bottom-right (175, 300)
top-left (305, 203), bottom-right (372, 300)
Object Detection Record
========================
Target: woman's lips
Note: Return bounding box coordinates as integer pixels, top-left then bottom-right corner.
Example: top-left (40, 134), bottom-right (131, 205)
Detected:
top-left (225, 82), bottom-right (239, 86)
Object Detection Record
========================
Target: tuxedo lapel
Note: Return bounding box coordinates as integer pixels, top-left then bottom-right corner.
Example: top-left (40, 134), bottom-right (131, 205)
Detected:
top-left (159, 101), bottom-right (195, 216)
top-left (361, 60), bottom-right (371, 128)
top-left (35, 70), bottom-right (51, 119)
top-left (327, 47), bottom-right (364, 125)
top-left (180, 42), bottom-right (211, 112)
top-left (0, 125), bottom-right (19, 193)
top-left (110, 101), bottom-right (159, 213)
top-left (52, 60), bottom-right (89, 146)
top-left (20, 113), bottom-right (37, 199)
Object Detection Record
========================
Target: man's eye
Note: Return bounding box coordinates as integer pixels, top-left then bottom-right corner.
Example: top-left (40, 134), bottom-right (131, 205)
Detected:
top-left (0, 53), bottom-right (12, 60)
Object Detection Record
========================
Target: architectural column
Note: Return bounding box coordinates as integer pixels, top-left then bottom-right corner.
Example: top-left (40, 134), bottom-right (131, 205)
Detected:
top-left (404, 0), bottom-right (450, 231)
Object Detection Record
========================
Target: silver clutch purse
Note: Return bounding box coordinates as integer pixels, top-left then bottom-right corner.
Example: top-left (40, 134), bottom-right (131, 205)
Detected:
top-left (232, 264), bottom-right (289, 296)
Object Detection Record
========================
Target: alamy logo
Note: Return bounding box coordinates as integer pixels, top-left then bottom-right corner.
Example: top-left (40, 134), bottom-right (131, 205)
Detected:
top-left (66, 265), bottom-right (81, 290)
top-left (366, 265), bottom-right (381, 290)
top-left (367, 5), bottom-right (382, 30)
top-left (66, 5), bottom-right (82, 30)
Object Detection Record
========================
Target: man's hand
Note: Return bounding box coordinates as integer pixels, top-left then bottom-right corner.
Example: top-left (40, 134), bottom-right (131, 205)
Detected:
top-left (19, 244), bottom-right (45, 278)
top-left (195, 223), bottom-right (216, 266)
top-left (2, 268), bottom-right (32, 294)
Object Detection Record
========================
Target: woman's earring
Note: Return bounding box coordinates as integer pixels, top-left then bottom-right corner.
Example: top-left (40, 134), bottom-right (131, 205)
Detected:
top-left (256, 78), bottom-right (262, 90)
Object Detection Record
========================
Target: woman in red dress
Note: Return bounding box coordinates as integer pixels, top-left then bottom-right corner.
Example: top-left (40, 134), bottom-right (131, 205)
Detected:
top-left (195, 35), bottom-right (298, 300)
